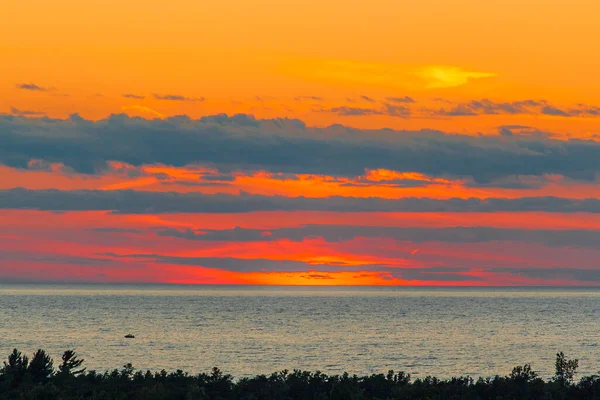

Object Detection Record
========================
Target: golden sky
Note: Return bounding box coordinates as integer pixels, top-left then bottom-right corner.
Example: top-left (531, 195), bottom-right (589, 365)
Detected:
top-left (3, 0), bottom-right (600, 124)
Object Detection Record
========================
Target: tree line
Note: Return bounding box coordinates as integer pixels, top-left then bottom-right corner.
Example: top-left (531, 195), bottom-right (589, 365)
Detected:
top-left (1, 348), bottom-right (598, 399)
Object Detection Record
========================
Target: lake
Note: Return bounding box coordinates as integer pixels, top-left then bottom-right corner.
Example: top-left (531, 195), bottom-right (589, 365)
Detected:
top-left (0, 284), bottom-right (598, 379)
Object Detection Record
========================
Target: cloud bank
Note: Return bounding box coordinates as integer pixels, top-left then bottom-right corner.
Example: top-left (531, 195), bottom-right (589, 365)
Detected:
top-left (157, 225), bottom-right (600, 248)
top-left (2, 189), bottom-right (600, 213)
top-left (2, 114), bottom-right (600, 182)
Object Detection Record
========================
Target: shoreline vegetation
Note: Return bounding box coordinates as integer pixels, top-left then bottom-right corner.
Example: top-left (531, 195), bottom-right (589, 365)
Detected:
top-left (1, 349), bottom-right (597, 399)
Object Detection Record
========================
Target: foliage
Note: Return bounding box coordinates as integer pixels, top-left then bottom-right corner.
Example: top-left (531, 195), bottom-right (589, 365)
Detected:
top-left (57, 350), bottom-right (86, 377)
top-left (0, 349), bottom-right (598, 399)
top-left (554, 352), bottom-right (579, 384)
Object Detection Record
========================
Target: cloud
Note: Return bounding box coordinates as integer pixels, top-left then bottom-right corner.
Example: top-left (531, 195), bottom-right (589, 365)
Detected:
top-left (293, 96), bottom-right (324, 101)
top-left (106, 253), bottom-right (386, 273)
top-left (199, 113), bottom-right (261, 127)
top-left (541, 105), bottom-right (570, 117)
top-left (498, 125), bottom-right (535, 137)
top-left (0, 250), bottom-right (115, 266)
top-left (2, 113), bottom-right (600, 181)
top-left (2, 189), bottom-right (600, 214)
top-left (340, 97), bottom-right (600, 120)
top-left (156, 225), bottom-right (600, 248)
top-left (324, 97), bottom-right (600, 120)
top-left (328, 106), bottom-right (383, 116)
top-left (3, 189), bottom-right (600, 214)
top-left (324, 103), bottom-right (411, 118)
top-left (123, 93), bottom-right (146, 100)
top-left (10, 107), bottom-right (45, 116)
top-left (464, 175), bottom-right (547, 189)
top-left (432, 99), bottom-right (543, 117)
top-left (386, 96), bottom-right (415, 103)
top-left (97, 252), bottom-right (493, 282)
top-left (382, 103), bottom-right (411, 117)
top-left (16, 83), bottom-right (49, 91)
top-left (491, 268), bottom-right (600, 282)
top-left (430, 99), bottom-right (600, 118)
top-left (103, 253), bottom-right (482, 280)
top-left (436, 104), bottom-right (478, 116)
top-left (360, 95), bottom-right (376, 102)
top-left (573, 104), bottom-right (600, 116)
top-left (400, 267), bottom-right (481, 282)
top-left (153, 94), bottom-right (205, 102)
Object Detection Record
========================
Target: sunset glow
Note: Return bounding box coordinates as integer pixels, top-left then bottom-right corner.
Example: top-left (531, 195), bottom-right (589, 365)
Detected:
top-left (2, 0), bottom-right (600, 285)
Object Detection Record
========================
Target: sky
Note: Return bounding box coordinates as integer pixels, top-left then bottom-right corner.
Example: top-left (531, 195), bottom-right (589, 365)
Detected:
top-left (2, 0), bottom-right (600, 285)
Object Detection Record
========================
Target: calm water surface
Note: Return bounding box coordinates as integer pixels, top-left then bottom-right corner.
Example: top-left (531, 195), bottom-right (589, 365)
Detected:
top-left (0, 285), bottom-right (598, 379)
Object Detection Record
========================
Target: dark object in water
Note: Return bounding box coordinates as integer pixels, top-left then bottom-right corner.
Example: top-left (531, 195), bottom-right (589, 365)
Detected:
top-left (124, 334), bottom-right (135, 339)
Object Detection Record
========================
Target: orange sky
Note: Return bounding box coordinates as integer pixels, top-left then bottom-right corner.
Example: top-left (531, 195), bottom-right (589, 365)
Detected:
top-left (3, 0), bottom-right (600, 128)
top-left (1, 0), bottom-right (600, 285)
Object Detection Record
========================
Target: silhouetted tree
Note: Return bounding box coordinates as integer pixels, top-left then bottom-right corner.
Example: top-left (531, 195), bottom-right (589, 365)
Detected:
top-left (2, 348), bottom-right (28, 386)
top-left (4, 347), bottom-right (600, 399)
top-left (58, 349), bottom-right (86, 376)
top-left (27, 349), bottom-right (54, 383)
top-left (554, 351), bottom-right (579, 385)
top-left (509, 364), bottom-right (538, 383)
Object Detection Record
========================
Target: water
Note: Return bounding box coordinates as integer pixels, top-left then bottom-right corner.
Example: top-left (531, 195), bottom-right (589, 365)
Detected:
top-left (0, 284), bottom-right (599, 379)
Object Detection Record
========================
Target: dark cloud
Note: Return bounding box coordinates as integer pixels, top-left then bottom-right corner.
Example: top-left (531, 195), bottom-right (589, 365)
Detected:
top-left (465, 181), bottom-right (544, 190)
top-left (294, 96), bottom-right (324, 101)
top-left (200, 113), bottom-right (261, 127)
top-left (325, 103), bottom-right (410, 118)
top-left (328, 107), bottom-right (383, 116)
top-left (400, 267), bottom-right (481, 282)
top-left (360, 95), bottom-right (376, 102)
top-left (541, 105), bottom-right (570, 117)
top-left (97, 252), bottom-right (496, 282)
top-left (16, 83), bottom-right (49, 91)
top-left (433, 99), bottom-right (543, 117)
top-left (431, 99), bottom-right (600, 118)
top-left (464, 176), bottom-right (546, 189)
top-left (153, 94), bottom-right (205, 102)
top-left (0, 250), bottom-right (114, 266)
top-left (498, 125), bottom-right (534, 137)
top-left (3, 189), bottom-right (600, 213)
top-left (573, 104), bottom-right (600, 116)
top-left (156, 225), bottom-right (600, 248)
top-left (263, 173), bottom-right (300, 181)
top-left (491, 268), bottom-right (600, 282)
top-left (385, 96), bottom-right (415, 103)
top-left (102, 253), bottom-right (481, 280)
top-left (2, 113), bottom-right (600, 181)
top-left (123, 93), bottom-right (145, 100)
top-left (10, 107), bottom-right (45, 116)
top-left (104, 253), bottom-right (389, 272)
top-left (438, 104), bottom-right (478, 116)
top-left (382, 104), bottom-right (411, 117)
